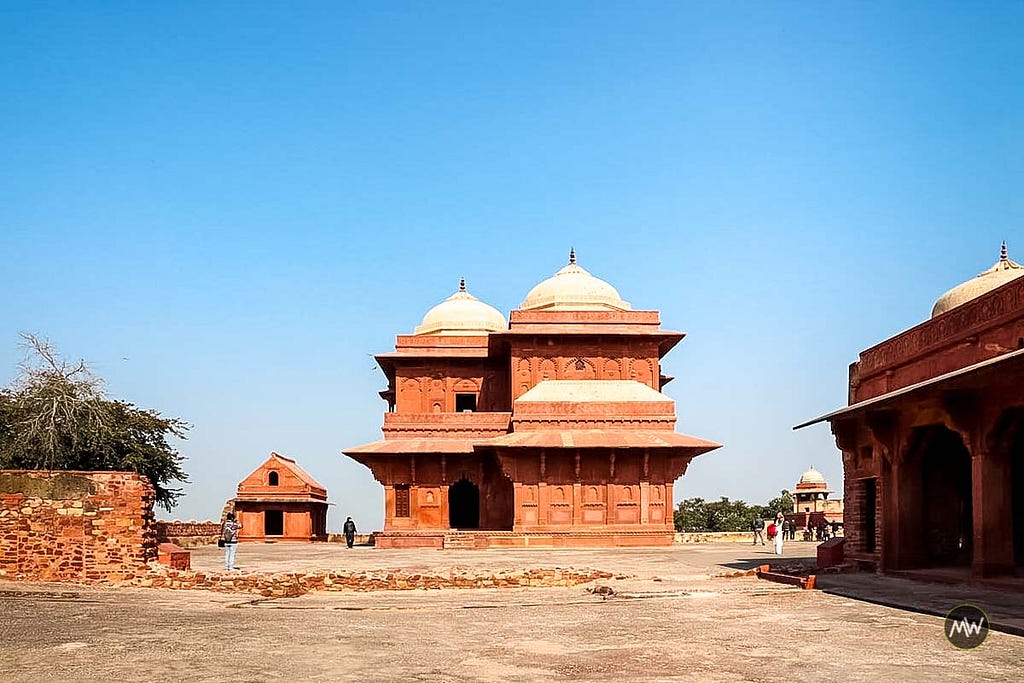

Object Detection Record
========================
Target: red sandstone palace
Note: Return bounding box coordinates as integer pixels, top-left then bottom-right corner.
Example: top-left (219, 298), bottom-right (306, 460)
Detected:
top-left (800, 244), bottom-right (1024, 579)
top-left (345, 251), bottom-right (720, 548)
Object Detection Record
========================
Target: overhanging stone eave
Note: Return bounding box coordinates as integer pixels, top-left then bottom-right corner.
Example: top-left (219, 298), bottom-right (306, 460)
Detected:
top-left (793, 346), bottom-right (1024, 430)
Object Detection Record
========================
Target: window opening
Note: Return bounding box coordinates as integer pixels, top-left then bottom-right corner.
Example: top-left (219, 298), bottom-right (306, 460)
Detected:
top-left (455, 393), bottom-right (477, 412)
top-left (395, 485), bottom-right (410, 518)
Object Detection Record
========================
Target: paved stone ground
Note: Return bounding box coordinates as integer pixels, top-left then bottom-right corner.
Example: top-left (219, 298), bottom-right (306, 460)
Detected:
top-left (2, 542), bottom-right (1022, 682)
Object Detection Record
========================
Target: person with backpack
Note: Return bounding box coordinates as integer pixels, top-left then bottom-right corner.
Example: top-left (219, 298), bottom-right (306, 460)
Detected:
top-left (751, 517), bottom-right (765, 546)
top-left (221, 513), bottom-right (242, 571)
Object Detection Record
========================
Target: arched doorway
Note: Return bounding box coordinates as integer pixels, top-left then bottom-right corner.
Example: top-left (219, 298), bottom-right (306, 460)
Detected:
top-left (914, 426), bottom-right (973, 567)
top-left (992, 408), bottom-right (1024, 572)
top-left (449, 478), bottom-right (480, 529)
top-left (480, 454), bottom-right (514, 531)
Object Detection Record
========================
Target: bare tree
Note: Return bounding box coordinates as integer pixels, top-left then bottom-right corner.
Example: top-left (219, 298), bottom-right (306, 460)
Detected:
top-left (0, 333), bottom-right (189, 510)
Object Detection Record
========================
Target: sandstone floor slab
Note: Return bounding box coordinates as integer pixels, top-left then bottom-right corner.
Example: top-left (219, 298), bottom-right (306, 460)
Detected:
top-left (2, 543), bottom-right (1021, 682)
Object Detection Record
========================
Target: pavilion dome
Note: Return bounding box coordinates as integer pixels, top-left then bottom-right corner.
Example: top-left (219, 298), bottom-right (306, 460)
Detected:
top-left (931, 243), bottom-right (1024, 318)
top-left (414, 279), bottom-right (507, 336)
top-left (798, 467), bottom-right (827, 486)
top-left (520, 249), bottom-right (632, 311)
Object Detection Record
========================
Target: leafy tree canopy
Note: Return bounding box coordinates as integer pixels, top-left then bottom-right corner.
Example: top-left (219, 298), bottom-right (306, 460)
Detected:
top-left (0, 334), bottom-right (189, 510)
top-left (674, 489), bottom-right (795, 532)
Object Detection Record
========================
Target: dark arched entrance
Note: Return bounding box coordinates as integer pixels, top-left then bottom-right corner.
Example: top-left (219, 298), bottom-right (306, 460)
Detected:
top-left (449, 478), bottom-right (480, 529)
top-left (916, 426), bottom-right (973, 567)
top-left (480, 454), bottom-right (514, 531)
top-left (1013, 424), bottom-right (1024, 571)
top-left (993, 409), bottom-right (1024, 572)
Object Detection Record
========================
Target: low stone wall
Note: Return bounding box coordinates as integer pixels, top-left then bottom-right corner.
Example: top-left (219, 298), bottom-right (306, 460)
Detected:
top-left (154, 520), bottom-right (221, 548)
top-left (326, 532), bottom-right (375, 545)
top-left (0, 470), bottom-right (156, 582)
top-left (120, 565), bottom-right (614, 597)
top-left (675, 531), bottom-right (755, 544)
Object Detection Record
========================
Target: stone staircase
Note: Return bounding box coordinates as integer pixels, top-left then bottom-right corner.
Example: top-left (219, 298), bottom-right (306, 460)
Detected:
top-left (443, 533), bottom-right (478, 550)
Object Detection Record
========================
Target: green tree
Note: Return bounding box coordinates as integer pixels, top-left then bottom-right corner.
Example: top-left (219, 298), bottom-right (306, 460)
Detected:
top-left (675, 489), bottom-right (797, 533)
top-left (0, 334), bottom-right (189, 510)
top-left (674, 497), bottom-right (708, 532)
top-left (759, 489), bottom-right (795, 519)
top-left (674, 496), bottom-right (759, 532)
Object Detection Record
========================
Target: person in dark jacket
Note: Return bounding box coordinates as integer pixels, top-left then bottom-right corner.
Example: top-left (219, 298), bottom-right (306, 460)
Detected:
top-left (750, 517), bottom-right (765, 546)
top-left (343, 516), bottom-right (357, 549)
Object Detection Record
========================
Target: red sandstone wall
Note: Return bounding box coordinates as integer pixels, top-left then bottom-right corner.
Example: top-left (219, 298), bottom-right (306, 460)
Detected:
top-left (510, 342), bottom-right (663, 399)
top-left (0, 470), bottom-right (156, 581)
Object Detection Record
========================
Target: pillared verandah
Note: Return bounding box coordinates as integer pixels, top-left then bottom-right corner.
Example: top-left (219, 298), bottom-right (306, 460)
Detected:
top-left (345, 251), bottom-right (720, 548)
top-left (799, 243), bottom-right (1024, 580)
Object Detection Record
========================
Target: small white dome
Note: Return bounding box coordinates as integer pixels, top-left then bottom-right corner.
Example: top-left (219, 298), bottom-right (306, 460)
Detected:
top-left (932, 243), bottom-right (1024, 318)
top-left (799, 467), bottom-right (826, 486)
top-left (414, 279), bottom-right (507, 336)
top-left (520, 249), bottom-right (631, 311)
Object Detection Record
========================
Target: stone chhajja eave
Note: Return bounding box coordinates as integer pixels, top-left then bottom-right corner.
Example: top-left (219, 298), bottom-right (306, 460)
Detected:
top-left (794, 345), bottom-right (1024, 430)
top-left (344, 428), bottom-right (720, 456)
top-left (233, 495), bottom-right (329, 504)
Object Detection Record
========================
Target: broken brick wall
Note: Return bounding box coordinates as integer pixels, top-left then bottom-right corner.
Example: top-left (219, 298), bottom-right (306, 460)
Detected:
top-left (154, 520), bottom-right (221, 548)
top-left (0, 470), bottom-right (157, 582)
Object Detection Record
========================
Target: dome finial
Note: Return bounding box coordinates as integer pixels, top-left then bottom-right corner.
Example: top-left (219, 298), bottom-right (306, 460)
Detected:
top-left (569, 247), bottom-right (576, 265)
top-left (1001, 241), bottom-right (1008, 262)
top-left (459, 277), bottom-right (466, 292)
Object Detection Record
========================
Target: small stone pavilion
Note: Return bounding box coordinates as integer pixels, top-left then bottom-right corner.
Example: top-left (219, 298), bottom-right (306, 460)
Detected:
top-left (345, 251), bottom-right (720, 548)
top-left (799, 243), bottom-right (1024, 579)
top-left (785, 466), bottom-right (844, 531)
top-left (232, 452), bottom-right (329, 542)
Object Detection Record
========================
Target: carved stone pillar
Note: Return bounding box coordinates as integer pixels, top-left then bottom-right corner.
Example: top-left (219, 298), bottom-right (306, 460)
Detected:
top-left (512, 482), bottom-right (523, 531)
top-left (971, 447), bottom-right (1015, 577)
top-left (572, 483), bottom-right (582, 526)
top-left (640, 481), bottom-right (650, 525)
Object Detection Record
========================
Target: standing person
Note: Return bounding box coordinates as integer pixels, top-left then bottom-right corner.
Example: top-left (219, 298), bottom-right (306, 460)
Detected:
top-left (774, 512), bottom-right (785, 555)
top-left (751, 517), bottom-right (765, 546)
top-left (221, 513), bottom-right (242, 571)
top-left (343, 516), bottom-right (357, 549)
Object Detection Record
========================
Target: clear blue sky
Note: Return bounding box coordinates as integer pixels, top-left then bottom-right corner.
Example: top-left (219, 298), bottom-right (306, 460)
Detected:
top-left (2, 3), bottom-right (1021, 530)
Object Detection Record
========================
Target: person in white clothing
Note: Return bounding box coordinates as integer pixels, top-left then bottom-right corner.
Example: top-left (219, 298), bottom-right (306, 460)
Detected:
top-left (774, 512), bottom-right (785, 555)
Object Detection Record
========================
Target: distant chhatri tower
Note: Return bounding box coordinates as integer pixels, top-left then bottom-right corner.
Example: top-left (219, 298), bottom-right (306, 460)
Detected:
top-left (346, 251), bottom-right (720, 548)
top-left (789, 466), bottom-right (843, 528)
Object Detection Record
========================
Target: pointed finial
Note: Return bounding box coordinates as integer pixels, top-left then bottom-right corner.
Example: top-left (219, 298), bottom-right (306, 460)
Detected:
top-left (569, 247), bottom-right (576, 265)
top-left (459, 277), bottom-right (466, 292)
top-left (1001, 241), bottom-right (1008, 262)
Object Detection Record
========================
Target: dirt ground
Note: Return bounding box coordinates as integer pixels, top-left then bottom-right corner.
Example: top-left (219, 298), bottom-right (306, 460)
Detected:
top-left (2, 543), bottom-right (1022, 682)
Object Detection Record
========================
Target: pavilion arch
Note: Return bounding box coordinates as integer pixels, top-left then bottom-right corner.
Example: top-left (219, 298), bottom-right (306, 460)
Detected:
top-left (987, 407), bottom-right (1024, 569)
top-left (448, 477), bottom-right (480, 529)
top-left (898, 425), bottom-right (973, 568)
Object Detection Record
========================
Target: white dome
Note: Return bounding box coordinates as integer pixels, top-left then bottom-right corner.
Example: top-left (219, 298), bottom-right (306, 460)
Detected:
top-left (799, 467), bottom-right (826, 486)
top-left (520, 250), bottom-right (631, 311)
top-left (932, 243), bottom-right (1024, 318)
top-left (414, 279), bottom-right (507, 336)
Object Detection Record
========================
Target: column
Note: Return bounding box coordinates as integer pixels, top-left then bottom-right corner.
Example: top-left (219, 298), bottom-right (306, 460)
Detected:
top-left (972, 448), bottom-right (1015, 577)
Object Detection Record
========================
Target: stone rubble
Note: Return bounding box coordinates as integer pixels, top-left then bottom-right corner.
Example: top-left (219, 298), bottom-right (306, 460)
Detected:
top-left (104, 563), bottom-right (615, 597)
